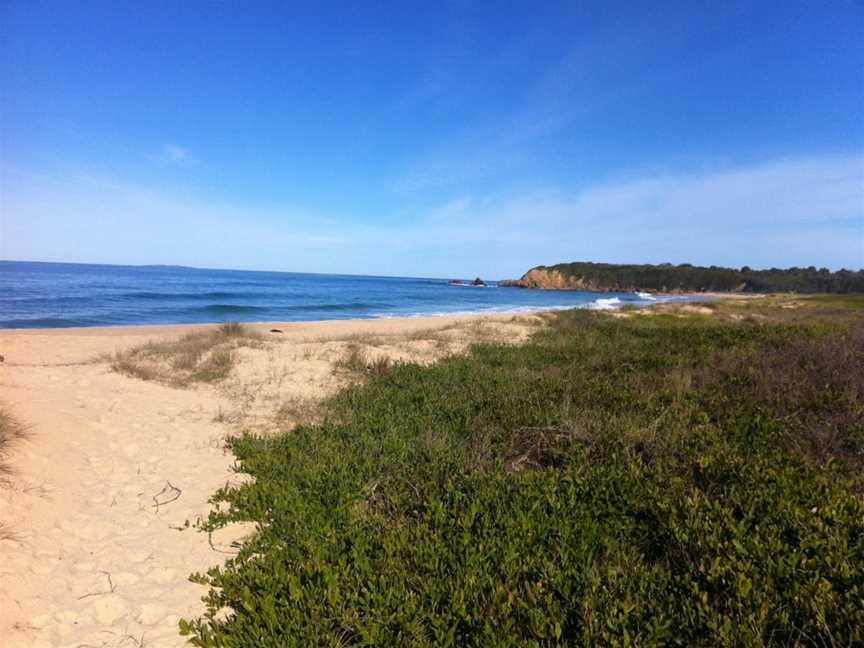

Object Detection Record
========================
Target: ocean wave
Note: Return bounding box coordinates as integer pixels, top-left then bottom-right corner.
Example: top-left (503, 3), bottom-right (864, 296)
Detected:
top-left (371, 304), bottom-right (578, 319)
top-left (635, 291), bottom-right (656, 300)
top-left (123, 291), bottom-right (250, 300)
top-left (189, 302), bottom-right (386, 316)
top-left (585, 297), bottom-right (623, 310)
top-left (0, 317), bottom-right (96, 329)
top-left (193, 304), bottom-right (270, 314)
top-left (287, 302), bottom-right (383, 312)
top-left (3, 295), bottom-right (96, 305)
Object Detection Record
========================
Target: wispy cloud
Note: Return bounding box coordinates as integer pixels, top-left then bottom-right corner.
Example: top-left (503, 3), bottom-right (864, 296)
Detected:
top-left (3, 154), bottom-right (861, 276)
top-left (394, 33), bottom-right (662, 193)
top-left (161, 144), bottom-right (195, 166)
top-left (400, 154), bottom-right (863, 272)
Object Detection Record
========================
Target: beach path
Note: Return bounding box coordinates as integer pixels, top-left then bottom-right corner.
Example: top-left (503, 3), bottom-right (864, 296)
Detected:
top-left (0, 315), bottom-right (537, 647)
top-left (0, 326), bottom-right (246, 648)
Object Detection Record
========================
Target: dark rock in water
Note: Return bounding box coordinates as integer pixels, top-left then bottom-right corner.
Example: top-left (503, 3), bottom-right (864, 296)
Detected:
top-left (448, 278), bottom-right (487, 287)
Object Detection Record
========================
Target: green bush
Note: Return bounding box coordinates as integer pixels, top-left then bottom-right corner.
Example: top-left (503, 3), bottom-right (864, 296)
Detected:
top-left (524, 261), bottom-right (864, 293)
top-left (182, 306), bottom-right (864, 647)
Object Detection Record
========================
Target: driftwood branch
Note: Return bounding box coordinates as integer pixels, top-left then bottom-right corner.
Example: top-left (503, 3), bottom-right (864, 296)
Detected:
top-left (152, 481), bottom-right (182, 512)
top-left (77, 570), bottom-right (115, 600)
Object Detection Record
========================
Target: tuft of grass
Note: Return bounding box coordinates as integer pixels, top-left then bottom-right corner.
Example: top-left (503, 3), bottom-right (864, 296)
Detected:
top-left (0, 407), bottom-right (28, 541)
top-left (0, 407), bottom-right (28, 480)
top-left (218, 321), bottom-right (247, 337)
top-left (184, 301), bottom-right (864, 647)
top-left (334, 344), bottom-right (392, 379)
top-left (274, 397), bottom-right (325, 430)
top-left (111, 322), bottom-right (262, 387)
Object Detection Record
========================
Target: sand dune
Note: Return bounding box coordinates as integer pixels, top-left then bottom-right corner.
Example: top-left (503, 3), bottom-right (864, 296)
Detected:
top-left (0, 314), bottom-right (537, 647)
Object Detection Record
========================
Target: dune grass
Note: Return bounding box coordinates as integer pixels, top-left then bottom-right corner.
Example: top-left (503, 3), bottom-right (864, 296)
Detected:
top-left (0, 407), bottom-right (27, 480)
top-left (677, 293), bottom-right (864, 326)
top-left (273, 396), bottom-right (326, 431)
top-left (183, 298), bottom-right (864, 647)
top-left (0, 407), bottom-right (28, 540)
top-left (333, 343), bottom-right (393, 380)
top-left (111, 322), bottom-right (263, 387)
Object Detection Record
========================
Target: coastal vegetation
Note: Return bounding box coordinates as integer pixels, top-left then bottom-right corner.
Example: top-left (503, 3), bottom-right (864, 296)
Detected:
top-left (0, 407), bottom-right (27, 540)
top-left (0, 407), bottom-right (27, 481)
top-left (111, 322), bottom-right (263, 386)
top-left (182, 295), bottom-right (864, 646)
top-left (502, 261), bottom-right (864, 293)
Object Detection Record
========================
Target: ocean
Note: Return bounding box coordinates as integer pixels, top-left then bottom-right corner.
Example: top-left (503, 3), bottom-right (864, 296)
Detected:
top-left (0, 261), bottom-right (683, 329)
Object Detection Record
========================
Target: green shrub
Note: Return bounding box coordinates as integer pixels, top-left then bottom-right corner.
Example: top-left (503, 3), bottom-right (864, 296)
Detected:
top-left (183, 307), bottom-right (864, 646)
top-left (522, 261), bottom-right (864, 293)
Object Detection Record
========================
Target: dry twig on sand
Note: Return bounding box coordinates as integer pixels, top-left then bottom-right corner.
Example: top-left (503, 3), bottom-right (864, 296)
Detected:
top-left (76, 570), bottom-right (116, 600)
top-left (152, 481), bottom-right (182, 512)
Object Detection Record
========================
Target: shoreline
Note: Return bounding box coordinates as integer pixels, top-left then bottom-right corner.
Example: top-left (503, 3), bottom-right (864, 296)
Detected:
top-left (0, 310), bottom-right (540, 339)
top-left (0, 291), bottom-right (737, 334)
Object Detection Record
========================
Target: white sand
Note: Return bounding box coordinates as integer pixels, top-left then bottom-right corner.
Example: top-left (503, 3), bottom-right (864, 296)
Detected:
top-left (0, 314), bottom-right (538, 647)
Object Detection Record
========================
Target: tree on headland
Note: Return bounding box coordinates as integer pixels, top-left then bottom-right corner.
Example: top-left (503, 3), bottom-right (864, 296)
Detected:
top-left (504, 261), bottom-right (864, 293)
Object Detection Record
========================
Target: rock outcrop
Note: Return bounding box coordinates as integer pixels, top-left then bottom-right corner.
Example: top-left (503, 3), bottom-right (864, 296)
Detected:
top-left (500, 268), bottom-right (606, 291)
top-left (448, 277), bottom-right (487, 287)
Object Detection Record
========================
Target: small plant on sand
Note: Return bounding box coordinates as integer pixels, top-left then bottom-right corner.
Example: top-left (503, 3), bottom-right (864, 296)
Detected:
top-left (274, 397), bottom-right (325, 430)
top-left (334, 343), bottom-right (392, 379)
top-left (218, 321), bottom-right (247, 337)
top-left (213, 405), bottom-right (242, 424)
top-left (0, 407), bottom-right (27, 481)
top-left (111, 322), bottom-right (263, 387)
top-left (0, 407), bottom-right (28, 540)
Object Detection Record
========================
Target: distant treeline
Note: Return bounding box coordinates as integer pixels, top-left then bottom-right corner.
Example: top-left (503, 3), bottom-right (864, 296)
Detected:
top-left (535, 262), bottom-right (864, 293)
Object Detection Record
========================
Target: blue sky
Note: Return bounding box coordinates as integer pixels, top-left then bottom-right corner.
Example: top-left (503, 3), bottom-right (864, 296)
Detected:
top-left (2, 1), bottom-right (862, 277)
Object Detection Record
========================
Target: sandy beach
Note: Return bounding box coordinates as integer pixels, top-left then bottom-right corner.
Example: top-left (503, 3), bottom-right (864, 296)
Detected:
top-left (0, 313), bottom-right (538, 648)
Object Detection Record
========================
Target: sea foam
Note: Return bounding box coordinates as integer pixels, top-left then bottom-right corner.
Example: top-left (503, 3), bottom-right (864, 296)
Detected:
top-left (586, 297), bottom-right (622, 310)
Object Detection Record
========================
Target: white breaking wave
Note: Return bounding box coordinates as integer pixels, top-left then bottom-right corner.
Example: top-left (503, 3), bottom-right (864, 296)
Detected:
top-left (636, 291), bottom-right (656, 300)
top-left (371, 304), bottom-right (577, 319)
top-left (585, 297), bottom-right (622, 310)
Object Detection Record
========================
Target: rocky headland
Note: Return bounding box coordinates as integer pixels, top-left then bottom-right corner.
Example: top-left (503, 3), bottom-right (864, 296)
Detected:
top-left (499, 262), bottom-right (864, 294)
top-left (500, 268), bottom-right (611, 291)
